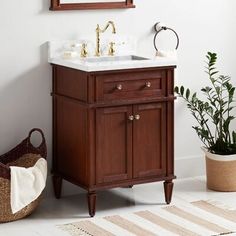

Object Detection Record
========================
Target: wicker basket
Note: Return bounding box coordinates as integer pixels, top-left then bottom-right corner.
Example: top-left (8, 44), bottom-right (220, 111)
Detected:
top-left (205, 149), bottom-right (236, 192)
top-left (0, 128), bottom-right (47, 223)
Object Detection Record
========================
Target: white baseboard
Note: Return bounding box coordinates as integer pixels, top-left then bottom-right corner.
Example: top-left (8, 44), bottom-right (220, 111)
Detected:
top-left (175, 155), bottom-right (205, 179)
top-left (44, 155), bottom-right (205, 197)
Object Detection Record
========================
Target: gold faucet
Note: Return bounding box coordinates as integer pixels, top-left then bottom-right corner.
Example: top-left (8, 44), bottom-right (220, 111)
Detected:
top-left (80, 43), bottom-right (88, 58)
top-left (108, 42), bottom-right (115, 56)
top-left (95, 21), bottom-right (116, 57)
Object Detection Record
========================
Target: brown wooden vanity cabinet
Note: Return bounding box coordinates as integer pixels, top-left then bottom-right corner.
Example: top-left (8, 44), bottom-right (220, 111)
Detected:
top-left (51, 65), bottom-right (176, 217)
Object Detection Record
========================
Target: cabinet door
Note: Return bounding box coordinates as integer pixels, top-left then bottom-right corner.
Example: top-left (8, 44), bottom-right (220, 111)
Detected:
top-left (96, 106), bottom-right (133, 184)
top-left (133, 103), bottom-right (166, 178)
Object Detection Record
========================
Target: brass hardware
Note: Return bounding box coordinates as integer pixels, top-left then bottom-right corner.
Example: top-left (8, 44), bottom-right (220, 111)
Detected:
top-left (128, 115), bottom-right (134, 121)
top-left (135, 114), bottom-right (140, 120)
top-left (80, 43), bottom-right (88, 58)
top-left (146, 82), bottom-right (151, 88)
top-left (108, 42), bottom-right (115, 56)
top-left (95, 21), bottom-right (116, 57)
top-left (116, 84), bottom-right (122, 90)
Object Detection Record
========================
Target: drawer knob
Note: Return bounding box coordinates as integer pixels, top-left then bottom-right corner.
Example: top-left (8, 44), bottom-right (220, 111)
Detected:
top-left (116, 84), bottom-right (123, 90)
top-left (146, 82), bottom-right (151, 88)
top-left (128, 115), bottom-right (134, 121)
top-left (135, 114), bottom-right (140, 120)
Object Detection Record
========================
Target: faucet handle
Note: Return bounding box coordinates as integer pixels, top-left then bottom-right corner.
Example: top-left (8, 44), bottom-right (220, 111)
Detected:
top-left (108, 42), bottom-right (115, 56)
top-left (80, 43), bottom-right (88, 58)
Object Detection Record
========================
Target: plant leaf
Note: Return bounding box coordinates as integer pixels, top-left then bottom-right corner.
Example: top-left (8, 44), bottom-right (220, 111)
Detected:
top-left (233, 131), bottom-right (236, 144)
top-left (174, 86), bottom-right (179, 94)
top-left (186, 89), bottom-right (190, 100)
top-left (180, 86), bottom-right (184, 96)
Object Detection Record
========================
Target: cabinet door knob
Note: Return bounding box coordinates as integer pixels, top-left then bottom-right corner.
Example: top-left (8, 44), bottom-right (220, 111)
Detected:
top-left (145, 82), bottom-right (151, 88)
top-left (135, 114), bottom-right (140, 120)
top-left (128, 115), bottom-right (134, 121)
top-left (116, 84), bottom-right (123, 90)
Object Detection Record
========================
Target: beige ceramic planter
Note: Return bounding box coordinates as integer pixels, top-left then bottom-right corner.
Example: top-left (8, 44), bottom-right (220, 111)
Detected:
top-left (203, 149), bottom-right (236, 192)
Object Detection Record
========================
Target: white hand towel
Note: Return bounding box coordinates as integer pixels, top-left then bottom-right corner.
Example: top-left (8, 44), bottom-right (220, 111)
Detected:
top-left (10, 158), bottom-right (47, 214)
top-left (156, 49), bottom-right (177, 59)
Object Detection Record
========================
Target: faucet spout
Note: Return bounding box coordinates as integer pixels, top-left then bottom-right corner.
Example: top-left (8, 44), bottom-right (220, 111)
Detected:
top-left (95, 21), bottom-right (116, 57)
top-left (102, 21), bottom-right (116, 34)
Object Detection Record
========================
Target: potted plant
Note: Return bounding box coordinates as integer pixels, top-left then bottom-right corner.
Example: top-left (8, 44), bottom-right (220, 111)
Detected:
top-left (175, 52), bottom-right (236, 191)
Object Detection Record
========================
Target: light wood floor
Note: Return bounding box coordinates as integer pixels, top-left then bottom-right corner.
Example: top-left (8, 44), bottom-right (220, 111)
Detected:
top-left (1, 176), bottom-right (236, 236)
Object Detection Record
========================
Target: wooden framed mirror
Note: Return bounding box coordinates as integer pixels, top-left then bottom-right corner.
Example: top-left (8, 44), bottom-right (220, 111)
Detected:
top-left (50, 0), bottom-right (135, 10)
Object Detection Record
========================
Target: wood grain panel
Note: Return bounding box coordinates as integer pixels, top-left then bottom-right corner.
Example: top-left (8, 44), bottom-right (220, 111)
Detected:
top-left (54, 65), bottom-right (87, 102)
top-left (96, 106), bottom-right (133, 184)
top-left (50, 0), bottom-right (135, 10)
top-left (166, 69), bottom-right (175, 176)
top-left (133, 103), bottom-right (167, 178)
top-left (55, 96), bottom-right (89, 186)
top-left (95, 70), bottom-right (166, 102)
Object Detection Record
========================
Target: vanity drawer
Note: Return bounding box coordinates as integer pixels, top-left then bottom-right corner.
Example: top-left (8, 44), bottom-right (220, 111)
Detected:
top-left (95, 70), bottom-right (166, 102)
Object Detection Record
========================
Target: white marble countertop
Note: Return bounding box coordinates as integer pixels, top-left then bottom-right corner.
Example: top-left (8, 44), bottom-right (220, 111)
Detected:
top-left (48, 56), bottom-right (177, 72)
top-left (48, 40), bottom-right (177, 72)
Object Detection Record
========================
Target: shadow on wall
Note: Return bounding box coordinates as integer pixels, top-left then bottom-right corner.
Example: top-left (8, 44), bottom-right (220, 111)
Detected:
top-left (41, 0), bottom-right (51, 13)
top-left (0, 42), bottom-right (52, 167)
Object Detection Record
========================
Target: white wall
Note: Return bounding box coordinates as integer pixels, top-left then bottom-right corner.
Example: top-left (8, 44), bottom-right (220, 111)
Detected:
top-left (1, 0), bottom-right (236, 195)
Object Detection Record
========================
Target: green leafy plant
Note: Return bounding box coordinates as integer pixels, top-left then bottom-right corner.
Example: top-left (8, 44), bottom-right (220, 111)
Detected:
top-left (175, 52), bottom-right (236, 155)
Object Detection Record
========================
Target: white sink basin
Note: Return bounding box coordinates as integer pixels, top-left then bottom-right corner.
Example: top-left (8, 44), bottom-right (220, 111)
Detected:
top-left (84, 55), bottom-right (149, 63)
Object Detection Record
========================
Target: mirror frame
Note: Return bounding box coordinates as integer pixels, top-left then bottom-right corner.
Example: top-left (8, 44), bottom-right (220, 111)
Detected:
top-left (50, 0), bottom-right (135, 10)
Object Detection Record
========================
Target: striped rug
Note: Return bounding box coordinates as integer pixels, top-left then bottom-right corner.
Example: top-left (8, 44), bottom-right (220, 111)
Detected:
top-left (58, 200), bottom-right (236, 236)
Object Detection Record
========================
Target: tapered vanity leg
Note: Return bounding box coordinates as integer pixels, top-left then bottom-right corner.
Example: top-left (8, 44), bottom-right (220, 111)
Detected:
top-left (87, 192), bottom-right (97, 217)
top-left (52, 174), bottom-right (62, 199)
top-left (164, 180), bottom-right (174, 204)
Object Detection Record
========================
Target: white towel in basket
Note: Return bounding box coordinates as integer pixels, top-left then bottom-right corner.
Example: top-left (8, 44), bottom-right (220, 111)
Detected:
top-left (10, 158), bottom-right (47, 214)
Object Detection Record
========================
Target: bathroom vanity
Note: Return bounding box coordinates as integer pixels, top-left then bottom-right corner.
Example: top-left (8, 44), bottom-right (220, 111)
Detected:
top-left (50, 54), bottom-right (176, 217)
